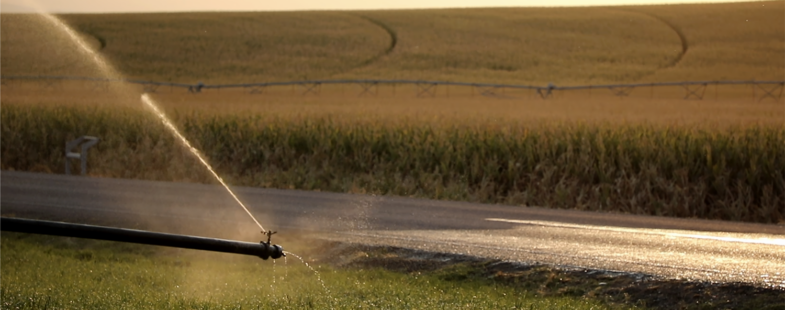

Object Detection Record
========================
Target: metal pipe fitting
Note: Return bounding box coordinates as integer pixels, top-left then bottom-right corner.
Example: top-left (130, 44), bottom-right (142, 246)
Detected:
top-left (1, 217), bottom-right (285, 260)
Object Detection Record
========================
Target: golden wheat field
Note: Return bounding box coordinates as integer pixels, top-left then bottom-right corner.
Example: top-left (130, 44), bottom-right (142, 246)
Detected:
top-left (1, 1), bottom-right (783, 84)
top-left (1, 1), bottom-right (784, 223)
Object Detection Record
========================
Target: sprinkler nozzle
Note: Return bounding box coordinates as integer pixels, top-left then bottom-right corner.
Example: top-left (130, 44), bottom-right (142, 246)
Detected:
top-left (258, 231), bottom-right (284, 260)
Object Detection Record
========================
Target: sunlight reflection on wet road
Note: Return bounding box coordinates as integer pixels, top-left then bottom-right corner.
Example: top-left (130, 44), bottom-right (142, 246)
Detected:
top-left (330, 218), bottom-right (785, 288)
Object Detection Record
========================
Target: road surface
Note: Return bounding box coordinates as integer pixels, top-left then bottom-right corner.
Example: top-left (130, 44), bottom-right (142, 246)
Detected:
top-left (2, 171), bottom-right (783, 288)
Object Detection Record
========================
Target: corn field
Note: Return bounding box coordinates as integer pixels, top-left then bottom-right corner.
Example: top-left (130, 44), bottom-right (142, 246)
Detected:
top-left (3, 104), bottom-right (783, 224)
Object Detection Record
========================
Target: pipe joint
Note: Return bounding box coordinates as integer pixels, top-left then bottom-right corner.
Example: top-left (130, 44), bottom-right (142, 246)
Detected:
top-left (259, 242), bottom-right (285, 260)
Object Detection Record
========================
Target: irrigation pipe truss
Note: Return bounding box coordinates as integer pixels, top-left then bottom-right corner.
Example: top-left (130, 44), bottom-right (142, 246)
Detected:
top-left (2, 75), bottom-right (783, 101)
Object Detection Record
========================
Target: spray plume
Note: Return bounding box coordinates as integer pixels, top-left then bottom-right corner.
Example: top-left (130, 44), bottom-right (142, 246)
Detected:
top-left (35, 10), bottom-right (268, 233)
top-left (141, 94), bottom-right (267, 233)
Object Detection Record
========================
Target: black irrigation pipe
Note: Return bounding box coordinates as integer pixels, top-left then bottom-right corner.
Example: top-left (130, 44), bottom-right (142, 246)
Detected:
top-left (3, 75), bottom-right (783, 91)
top-left (1, 217), bottom-right (285, 260)
top-left (554, 80), bottom-right (785, 90)
top-left (201, 79), bottom-right (785, 91)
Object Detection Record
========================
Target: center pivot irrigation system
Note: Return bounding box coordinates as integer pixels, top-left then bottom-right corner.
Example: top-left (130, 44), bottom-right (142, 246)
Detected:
top-left (1, 217), bottom-right (286, 260)
top-left (2, 75), bottom-right (784, 101)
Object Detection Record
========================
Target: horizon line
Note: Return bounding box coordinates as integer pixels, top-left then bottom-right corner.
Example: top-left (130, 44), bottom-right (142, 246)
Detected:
top-left (0, 0), bottom-right (769, 14)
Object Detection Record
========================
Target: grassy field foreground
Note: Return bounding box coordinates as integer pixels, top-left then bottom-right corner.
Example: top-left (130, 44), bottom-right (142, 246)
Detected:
top-left (2, 103), bottom-right (783, 224)
top-left (1, 233), bottom-right (627, 310)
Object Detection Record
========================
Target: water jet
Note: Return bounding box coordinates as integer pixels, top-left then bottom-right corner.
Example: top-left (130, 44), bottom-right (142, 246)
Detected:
top-left (26, 12), bottom-right (273, 238)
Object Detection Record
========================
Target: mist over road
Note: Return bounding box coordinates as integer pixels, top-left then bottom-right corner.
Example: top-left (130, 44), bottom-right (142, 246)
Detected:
top-left (2, 171), bottom-right (783, 288)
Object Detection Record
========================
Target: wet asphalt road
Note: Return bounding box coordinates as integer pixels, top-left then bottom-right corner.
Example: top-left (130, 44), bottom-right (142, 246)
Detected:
top-left (2, 171), bottom-right (783, 288)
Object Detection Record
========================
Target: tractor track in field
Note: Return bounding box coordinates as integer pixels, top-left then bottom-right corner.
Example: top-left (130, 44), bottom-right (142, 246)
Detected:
top-left (59, 19), bottom-right (107, 50)
top-left (354, 15), bottom-right (398, 67)
top-left (323, 14), bottom-right (397, 78)
top-left (639, 12), bottom-right (689, 69)
top-left (618, 9), bottom-right (689, 70)
top-left (84, 31), bottom-right (107, 50)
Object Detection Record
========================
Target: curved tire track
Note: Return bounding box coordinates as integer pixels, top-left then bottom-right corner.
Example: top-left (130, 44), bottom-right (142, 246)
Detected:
top-left (619, 9), bottom-right (688, 69)
top-left (332, 14), bottom-right (397, 75)
top-left (86, 32), bottom-right (107, 50)
top-left (640, 12), bottom-right (688, 69)
top-left (356, 15), bottom-right (397, 62)
top-left (66, 22), bottom-right (107, 50)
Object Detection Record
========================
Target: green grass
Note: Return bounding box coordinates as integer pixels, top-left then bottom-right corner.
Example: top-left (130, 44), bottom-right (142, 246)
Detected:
top-left (2, 103), bottom-right (783, 224)
top-left (1, 233), bottom-right (627, 310)
top-left (1, 1), bottom-right (782, 84)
